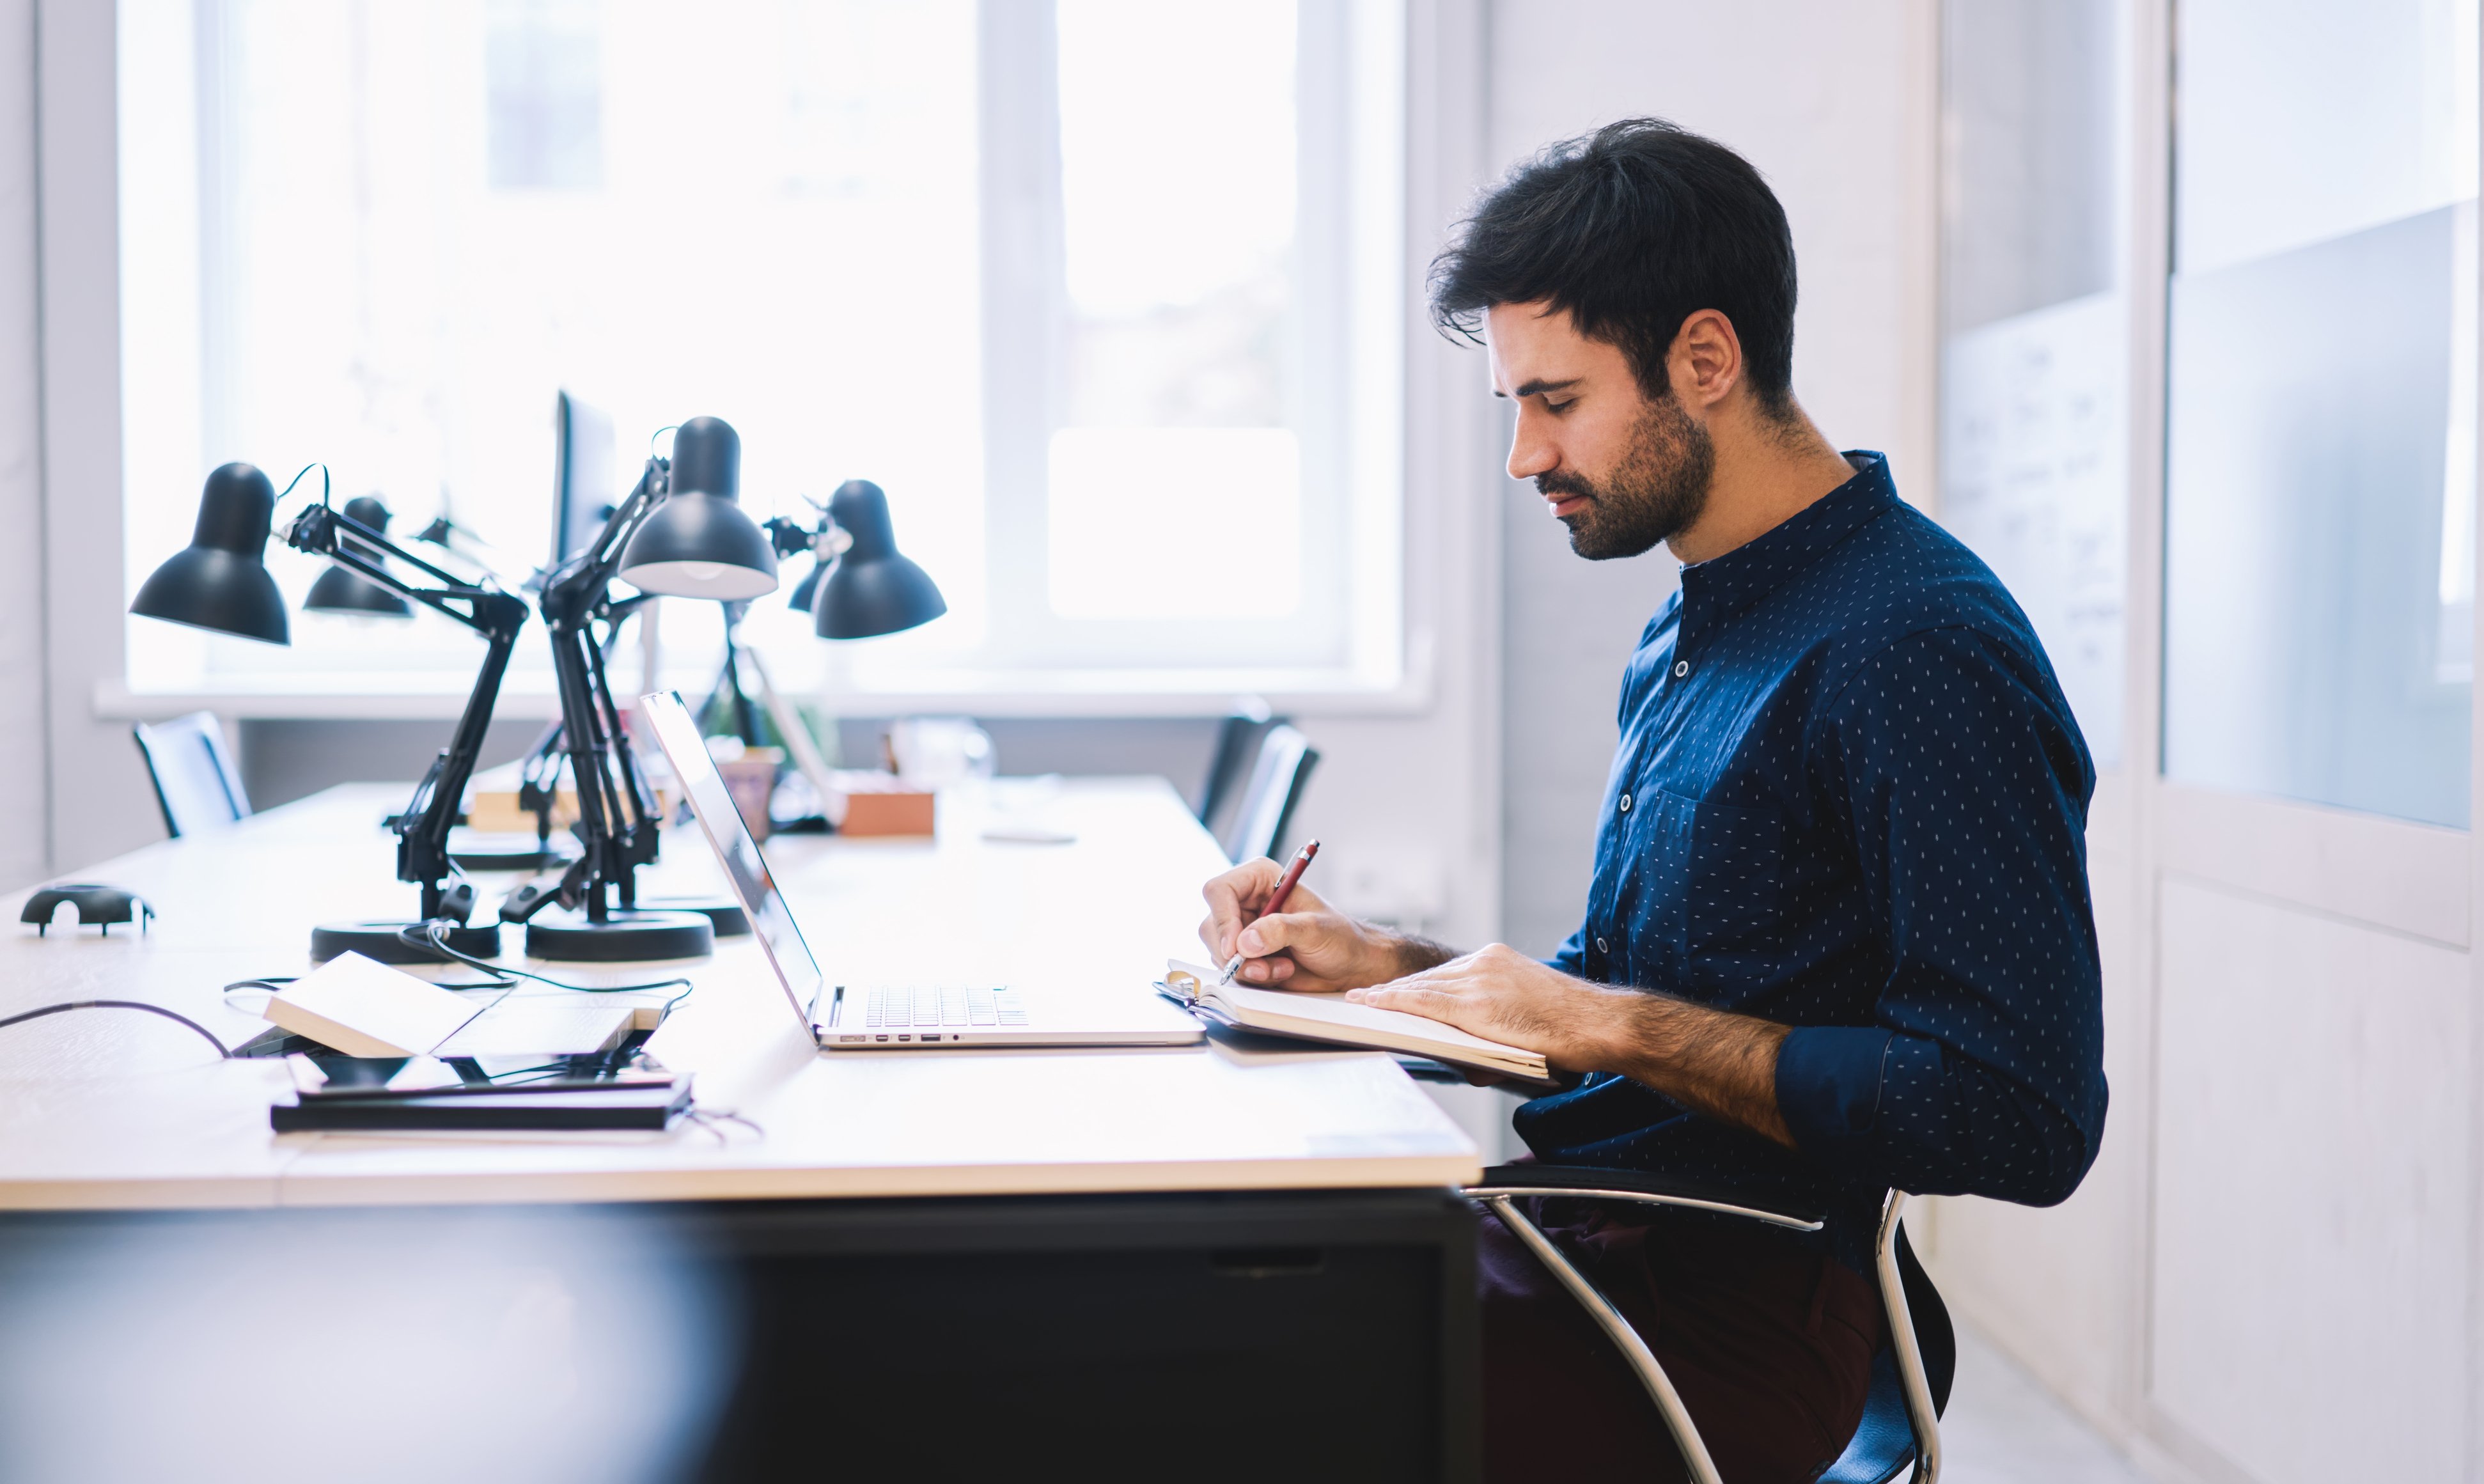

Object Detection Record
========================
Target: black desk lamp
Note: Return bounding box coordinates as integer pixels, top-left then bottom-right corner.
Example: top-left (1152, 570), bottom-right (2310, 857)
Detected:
top-left (776, 479), bottom-right (948, 637)
top-left (497, 416), bottom-right (781, 960)
top-left (130, 463), bottom-right (526, 965)
top-left (303, 497), bottom-right (414, 618)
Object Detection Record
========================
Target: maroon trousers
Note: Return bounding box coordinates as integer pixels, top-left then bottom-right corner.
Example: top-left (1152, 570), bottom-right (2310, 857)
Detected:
top-left (1479, 1201), bottom-right (1886, 1483)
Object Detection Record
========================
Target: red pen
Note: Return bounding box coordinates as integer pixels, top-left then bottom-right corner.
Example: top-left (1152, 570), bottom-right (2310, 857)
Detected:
top-left (1219, 839), bottom-right (1321, 986)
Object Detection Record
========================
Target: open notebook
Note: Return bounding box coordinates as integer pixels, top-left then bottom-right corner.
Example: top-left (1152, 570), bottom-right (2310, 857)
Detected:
top-left (265, 952), bottom-right (634, 1059)
top-left (1160, 960), bottom-right (1552, 1085)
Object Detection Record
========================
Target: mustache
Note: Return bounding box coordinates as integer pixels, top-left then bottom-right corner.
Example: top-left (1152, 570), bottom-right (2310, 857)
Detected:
top-left (1535, 471), bottom-right (1595, 500)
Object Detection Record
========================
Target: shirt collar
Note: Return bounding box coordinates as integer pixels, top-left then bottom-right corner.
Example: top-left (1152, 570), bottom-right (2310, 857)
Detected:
top-left (1675, 451), bottom-right (1898, 651)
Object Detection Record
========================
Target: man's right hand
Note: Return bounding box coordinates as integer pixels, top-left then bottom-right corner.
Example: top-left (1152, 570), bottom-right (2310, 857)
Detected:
top-left (1198, 857), bottom-right (1412, 993)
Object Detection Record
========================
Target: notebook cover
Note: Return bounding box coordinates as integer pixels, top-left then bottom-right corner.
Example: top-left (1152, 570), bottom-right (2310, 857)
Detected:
top-left (271, 1082), bottom-right (691, 1132)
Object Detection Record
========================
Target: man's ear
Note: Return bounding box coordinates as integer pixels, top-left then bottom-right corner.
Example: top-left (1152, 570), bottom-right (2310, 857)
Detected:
top-left (1668, 309), bottom-right (1744, 410)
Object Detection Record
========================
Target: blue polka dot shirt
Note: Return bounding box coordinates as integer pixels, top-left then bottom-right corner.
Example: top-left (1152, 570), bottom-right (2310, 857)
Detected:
top-left (1511, 453), bottom-right (2110, 1273)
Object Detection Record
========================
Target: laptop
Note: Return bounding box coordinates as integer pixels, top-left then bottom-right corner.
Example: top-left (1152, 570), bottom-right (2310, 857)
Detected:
top-left (638, 691), bottom-right (1203, 1051)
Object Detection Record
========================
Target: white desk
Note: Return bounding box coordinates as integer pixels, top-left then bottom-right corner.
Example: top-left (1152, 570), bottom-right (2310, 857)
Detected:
top-left (0, 777), bottom-right (1485, 1478)
top-left (0, 778), bottom-right (1480, 1208)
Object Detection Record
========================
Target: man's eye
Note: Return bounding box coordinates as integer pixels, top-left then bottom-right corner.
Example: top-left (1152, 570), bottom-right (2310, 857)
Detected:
top-left (1543, 398), bottom-right (1575, 413)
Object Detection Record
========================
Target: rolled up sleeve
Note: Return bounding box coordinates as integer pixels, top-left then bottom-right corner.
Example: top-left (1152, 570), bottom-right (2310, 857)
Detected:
top-left (1783, 627), bottom-right (2108, 1207)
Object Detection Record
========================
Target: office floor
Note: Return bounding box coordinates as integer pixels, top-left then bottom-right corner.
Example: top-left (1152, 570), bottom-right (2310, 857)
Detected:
top-left (1946, 1322), bottom-right (2151, 1483)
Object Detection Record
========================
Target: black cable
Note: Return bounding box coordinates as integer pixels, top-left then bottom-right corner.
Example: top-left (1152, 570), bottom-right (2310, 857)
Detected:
top-left (396, 923), bottom-right (694, 1001)
top-left (684, 1107), bottom-right (762, 1143)
top-left (0, 1001), bottom-right (230, 1058)
top-left (221, 973), bottom-right (513, 1014)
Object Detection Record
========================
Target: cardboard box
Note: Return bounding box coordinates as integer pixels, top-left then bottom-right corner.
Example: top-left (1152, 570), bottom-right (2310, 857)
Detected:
top-left (840, 789), bottom-right (935, 837)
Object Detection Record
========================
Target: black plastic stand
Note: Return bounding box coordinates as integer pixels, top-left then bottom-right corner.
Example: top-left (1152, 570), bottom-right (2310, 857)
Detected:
top-left (521, 907), bottom-right (714, 962)
top-left (311, 919), bottom-right (504, 967)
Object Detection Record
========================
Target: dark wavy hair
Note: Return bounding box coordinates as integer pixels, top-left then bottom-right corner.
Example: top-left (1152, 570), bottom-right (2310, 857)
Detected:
top-left (1427, 118), bottom-right (1798, 416)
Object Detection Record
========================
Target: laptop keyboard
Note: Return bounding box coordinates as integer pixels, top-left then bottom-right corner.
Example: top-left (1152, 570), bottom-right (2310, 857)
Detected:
top-left (861, 985), bottom-right (1026, 1039)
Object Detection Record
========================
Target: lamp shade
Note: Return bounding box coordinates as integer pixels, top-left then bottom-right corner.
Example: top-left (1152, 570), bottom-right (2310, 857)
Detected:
top-left (815, 480), bottom-right (946, 639)
top-left (304, 496), bottom-right (413, 618)
top-left (130, 462), bottom-right (291, 645)
top-left (618, 416), bottom-right (779, 600)
top-left (786, 556), bottom-right (824, 613)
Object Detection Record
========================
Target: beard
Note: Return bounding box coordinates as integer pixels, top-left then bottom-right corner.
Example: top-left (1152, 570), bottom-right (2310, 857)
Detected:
top-left (1536, 393), bottom-right (1715, 560)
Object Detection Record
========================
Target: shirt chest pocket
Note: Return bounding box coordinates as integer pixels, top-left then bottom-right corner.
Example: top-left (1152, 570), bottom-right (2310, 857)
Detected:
top-left (1642, 788), bottom-right (1792, 993)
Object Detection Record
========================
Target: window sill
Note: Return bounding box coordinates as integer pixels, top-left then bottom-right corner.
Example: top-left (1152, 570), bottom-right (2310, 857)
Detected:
top-left (94, 652), bottom-right (1435, 722)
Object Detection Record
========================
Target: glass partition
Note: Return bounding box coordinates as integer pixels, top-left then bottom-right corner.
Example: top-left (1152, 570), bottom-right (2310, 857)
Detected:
top-left (1937, 0), bottom-right (2130, 770)
top-left (2160, 0), bottom-right (2480, 826)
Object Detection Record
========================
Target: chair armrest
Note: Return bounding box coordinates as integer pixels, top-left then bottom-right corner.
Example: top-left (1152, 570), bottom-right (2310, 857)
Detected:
top-left (1467, 1164), bottom-right (1826, 1232)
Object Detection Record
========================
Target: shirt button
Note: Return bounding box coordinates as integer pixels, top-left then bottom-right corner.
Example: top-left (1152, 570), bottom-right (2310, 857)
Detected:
top-left (1673, 659), bottom-right (1689, 678)
top-left (1595, 936), bottom-right (1608, 953)
top-left (1618, 793), bottom-right (1631, 813)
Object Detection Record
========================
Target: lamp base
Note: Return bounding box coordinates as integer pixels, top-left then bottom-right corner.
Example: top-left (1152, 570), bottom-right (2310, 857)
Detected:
top-left (524, 908), bottom-right (715, 963)
top-left (639, 896), bottom-right (750, 937)
top-left (311, 919), bottom-right (503, 965)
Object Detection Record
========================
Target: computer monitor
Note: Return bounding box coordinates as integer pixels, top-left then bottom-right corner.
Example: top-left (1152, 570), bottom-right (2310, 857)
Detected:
top-left (551, 390), bottom-right (618, 566)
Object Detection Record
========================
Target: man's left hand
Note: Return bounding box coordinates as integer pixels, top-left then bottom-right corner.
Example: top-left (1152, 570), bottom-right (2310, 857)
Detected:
top-left (1347, 944), bottom-right (1627, 1074)
top-left (1348, 942), bottom-right (1799, 1147)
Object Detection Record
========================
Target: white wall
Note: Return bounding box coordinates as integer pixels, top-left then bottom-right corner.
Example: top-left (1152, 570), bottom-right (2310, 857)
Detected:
top-left (1485, 0), bottom-right (1938, 952)
top-left (0, 0), bottom-right (44, 893)
top-left (34, 0), bottom-right (158, 880)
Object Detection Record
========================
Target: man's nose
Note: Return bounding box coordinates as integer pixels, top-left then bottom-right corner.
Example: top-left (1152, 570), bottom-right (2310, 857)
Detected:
top-left (1507, 411), bottom-right (1557, 483)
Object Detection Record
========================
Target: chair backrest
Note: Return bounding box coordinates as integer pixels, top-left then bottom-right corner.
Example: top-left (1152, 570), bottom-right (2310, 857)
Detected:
top-left (1196, 705), bottom-right (1277, 836)
top-left (132, 711), bottom-right (251, 839)
top-left (1217, 723), bottom-right (1318, 864)
top-left (1816, 1214), bottom-right (1955, 1484)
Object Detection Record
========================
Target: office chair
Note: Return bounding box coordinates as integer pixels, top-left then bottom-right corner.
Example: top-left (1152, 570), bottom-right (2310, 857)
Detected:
top-left (1469, 1166), bottom-right (1952, 1484)
top-left (1196, 705), bottom-right (1277, 838)
top-left (1217, 722), bottom-right (1319, 864)
top-left (132, 711), bottom-right (252, 839)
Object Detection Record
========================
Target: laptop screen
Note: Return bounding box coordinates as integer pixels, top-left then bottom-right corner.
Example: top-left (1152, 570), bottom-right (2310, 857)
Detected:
top-left (637, 691), bottom-right (825, 1031)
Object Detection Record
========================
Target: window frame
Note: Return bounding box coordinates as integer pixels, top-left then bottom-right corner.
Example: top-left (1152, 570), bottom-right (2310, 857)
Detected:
top-left (95, 0), bottom-right (1425, 722)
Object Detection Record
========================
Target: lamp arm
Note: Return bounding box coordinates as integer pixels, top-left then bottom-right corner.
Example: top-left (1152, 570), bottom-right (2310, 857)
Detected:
top-left (545, 456), bottom-right (668, 613)
top-left (763, 513), bottom-right (825, 559)
top-left (280, 498), bottom-right (530, 921)
top-left (287, 504), bottom-right (509, 635)
top-left (585, 611), bottom-right (663, 892)
top-left (395, 598), bottom-right (527, 920)
top-left (501, 457), bottom-right (674, 926)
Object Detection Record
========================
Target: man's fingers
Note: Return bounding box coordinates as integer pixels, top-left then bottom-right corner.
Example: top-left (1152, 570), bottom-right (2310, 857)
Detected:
top-left (1200, 859), bottom-right (1284, 957)
top-left (1352, 980), bottom-right (1489, 1034)
top-left (1234, 910), bottom-right (1327, 959)
top-left (1238, 955), bottom-right (1295, 985)
top-left (1350, 981), bottom-right (1449, 1010)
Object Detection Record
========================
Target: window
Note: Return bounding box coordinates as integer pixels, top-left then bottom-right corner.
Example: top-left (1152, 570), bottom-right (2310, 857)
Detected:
top-left (1935, 0), bottom-right (2130, 770)
top-left (2159, 0), bottom-right (2479, 825)
top-left (117, 0), bottom-right (1405, 705)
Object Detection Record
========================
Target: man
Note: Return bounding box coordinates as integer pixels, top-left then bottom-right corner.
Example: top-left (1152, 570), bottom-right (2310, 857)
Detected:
top-left (1199, 120), bottom-right (2107, 1481)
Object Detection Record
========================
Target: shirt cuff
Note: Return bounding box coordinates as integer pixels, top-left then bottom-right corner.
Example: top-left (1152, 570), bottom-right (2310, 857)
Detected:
top-left (1775, 1026), bottom-right (1896, 1162)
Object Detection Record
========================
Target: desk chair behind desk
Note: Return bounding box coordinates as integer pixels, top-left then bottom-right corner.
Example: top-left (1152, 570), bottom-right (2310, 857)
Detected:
top-left (1469, 1167), bottom-right (1953, 1484)
top-left (1218, 722), bottom-right (1320, 864)
top-left (132, 710), bottom-right (251, 838)
top-left (1198, 708), bottom-right (1277, 829)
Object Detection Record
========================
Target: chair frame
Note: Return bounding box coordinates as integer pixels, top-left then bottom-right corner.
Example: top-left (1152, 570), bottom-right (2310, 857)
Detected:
top-left (1468, 1168), bottom-right (1942, 1484)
